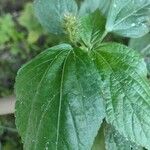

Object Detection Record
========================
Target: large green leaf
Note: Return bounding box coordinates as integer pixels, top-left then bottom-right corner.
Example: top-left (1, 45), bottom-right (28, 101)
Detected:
top-left (106, 0), bottom-right (150, 38)
top-left (92, 43), bottom-right (150, 149)
top-left (34, 0), bottom-right (78, 34)
top-left (105, 124), bottom-right (143, 150)
top-left (15, 44), bottom-right (105, 149)
top-left (79, 0), bottom-right (111, 16)
top-left (78, 10), bottom-right (106, 50)
top-left (129, 33), bottom-right (150, 76)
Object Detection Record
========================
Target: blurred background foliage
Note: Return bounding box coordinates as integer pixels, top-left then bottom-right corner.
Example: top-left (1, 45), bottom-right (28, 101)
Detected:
top-left (0, 0), bottom-right (60, 98)
top-left (0, 0), bottom-right (149, 149)
top-left (0, 0), bottom-right (58, 149)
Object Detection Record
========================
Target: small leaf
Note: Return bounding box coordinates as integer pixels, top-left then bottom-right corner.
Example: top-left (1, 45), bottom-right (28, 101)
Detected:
top-left (78, 10), bottom-right (106, 50)
top-left (34, 0), bottom-right (78, 34)
top-left (15, 44), bottom-right (105, 149)
top-left (79, 0), bottom-right (111, 16)
top-left (129, 33), bottom-right (150, 76)
top-left (92, 43), bottom-right (150, 149)
top-left (18, 2), bottom-right (43, 43)
top-left (105, 124), bottom-right (143, 150)
top-left (106, 0), bottom-right (150, 38)
top-left (19, 3), bottom-right (42, 32)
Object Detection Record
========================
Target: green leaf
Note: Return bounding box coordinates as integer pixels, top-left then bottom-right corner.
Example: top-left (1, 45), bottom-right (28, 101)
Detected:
top-left (78, 10), bottom-right (106, 50)
top-left (106, 0), bottom-right (150, 38)
top-left (15, 44), bottom-right (105, 149)
top-left (34, 0), bottom-right (78, 34)
top-left (19, 3), bottom-right (42, 32)
top-left (92, 43), bottom-right (150, 149)
top-left (129, 33), bottom-right (150, 76)
top-left (105, 124), bottom-right (143, 150)
top-left (18, 3), bottom-right (43, 43)
top-left (79, 0), bottom-right (111, 16)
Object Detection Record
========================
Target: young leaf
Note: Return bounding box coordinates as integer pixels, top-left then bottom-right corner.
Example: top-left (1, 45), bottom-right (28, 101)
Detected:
top-left (34, 0), bottom-right (78, 34)
top-left (129, 33), bottom-right (150, 76)
top-left (79, 0), bottom-right (111, 16)
top-left (92, 43), bottom-right (150, 149)
top-left (106, 0), bottom-right (150, 38)
top-left (105, 124), bottom-right (143, 150)
top-left (15, 44), bottom-right (105, 149)
top-left (78, 10), bottom-right (106, 50)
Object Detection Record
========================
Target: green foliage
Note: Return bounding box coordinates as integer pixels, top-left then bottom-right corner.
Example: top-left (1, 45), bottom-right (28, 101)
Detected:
top-left (0, 56), bottom-right (19, 97)
top-left (0, 120), bottom-right (4, 135)
top-left (18, 3), bottom-right (43, 44)
top-left (34, 0), bottom-right (110, 36)
top-left (129, 33), bottom-right (150, 76)
top-left (15, 44), bottom-right (105, 149)
top-left (15, 0), bottom-right (150, 150)
top-left (34, 0), bottom-right (78, 34)
top-left (0, 2), bottom-right (52, 59)
top-left (105, 124), bottom-right (143, 150)
top-left (0, 116), bottom-right (22, 150)
top-left (92, 43), bottom-right (150, 149)
top-left (78, 10), bottom-right (106, 50)
top-left (106, 0), bottom-right (150, 38)
top-left (0, 14), bottom-right (22, 45)
top-left (0, 2), bottom-right (51, 97)
top-left (79, 0), bottom-right (111, 16)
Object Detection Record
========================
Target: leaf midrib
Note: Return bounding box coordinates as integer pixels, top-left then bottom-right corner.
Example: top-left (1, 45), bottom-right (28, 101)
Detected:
top-left (56, 50), bottom-right (71, 150)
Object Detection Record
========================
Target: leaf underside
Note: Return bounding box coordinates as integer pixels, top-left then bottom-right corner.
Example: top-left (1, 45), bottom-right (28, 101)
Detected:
top-left (129, 33), bottom-right (150, 76)
top-left (106, 0), bottom-right (150, 38)
top-left (34, 0), bottom-right (78, 34)
top-left (79, 0), bottom-right (111, 16)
